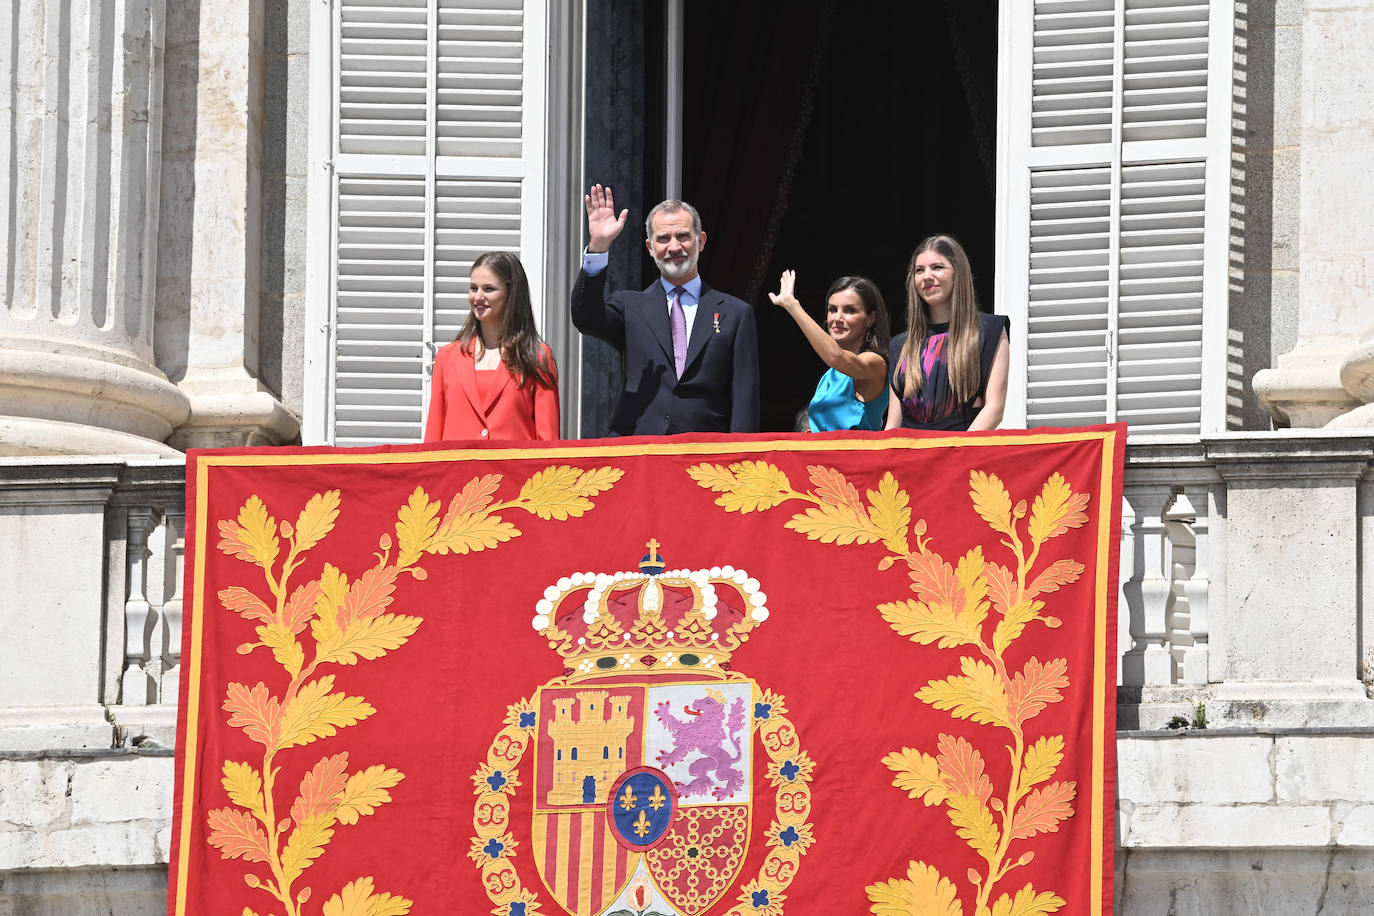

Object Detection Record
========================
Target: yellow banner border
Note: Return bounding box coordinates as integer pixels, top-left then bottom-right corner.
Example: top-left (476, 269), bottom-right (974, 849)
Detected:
top-left (174, 428), bottom-right (1121, 915)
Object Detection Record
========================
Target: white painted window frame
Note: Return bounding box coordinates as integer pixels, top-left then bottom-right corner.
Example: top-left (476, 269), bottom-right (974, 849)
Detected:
top-left (304, 0), bottom-right (583, 445)
top-left (995, 0), bottom-right (1233, 435)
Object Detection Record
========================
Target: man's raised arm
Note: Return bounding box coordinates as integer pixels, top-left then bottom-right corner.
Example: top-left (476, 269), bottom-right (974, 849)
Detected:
top-left (584, 183), bottom-right (627, 254)
top-left (572, 184), bottom-right (632, 345)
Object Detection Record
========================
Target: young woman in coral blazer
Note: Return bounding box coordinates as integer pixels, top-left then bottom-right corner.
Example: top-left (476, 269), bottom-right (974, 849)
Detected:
top-left (424, 251), bottom-right (560, 442)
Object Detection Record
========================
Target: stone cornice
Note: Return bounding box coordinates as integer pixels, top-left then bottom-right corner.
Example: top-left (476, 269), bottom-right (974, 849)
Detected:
top-left (0, 457), bottom-right (186, 507)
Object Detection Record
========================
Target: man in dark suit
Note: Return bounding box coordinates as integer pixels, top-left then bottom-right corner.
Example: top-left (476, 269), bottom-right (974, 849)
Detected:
top-left (572, 184), bottom-right (760, 435)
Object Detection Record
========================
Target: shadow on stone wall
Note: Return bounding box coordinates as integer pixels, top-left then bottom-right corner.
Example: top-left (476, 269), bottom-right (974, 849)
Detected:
top-left (260, 0), bottom-right (308, 415)
top-left (153, 0), bottom-right (200, 384)
top-left (1229, 0), bottom-right (1299, 431)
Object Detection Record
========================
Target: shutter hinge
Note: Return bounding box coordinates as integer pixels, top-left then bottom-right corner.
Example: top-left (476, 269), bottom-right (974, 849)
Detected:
top-left (322, 159), bottom-right (335, 174)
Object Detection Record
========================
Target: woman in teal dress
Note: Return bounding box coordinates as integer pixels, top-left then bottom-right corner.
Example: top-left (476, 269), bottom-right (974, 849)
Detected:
top-left (769, 271), bottom-right (890, 431)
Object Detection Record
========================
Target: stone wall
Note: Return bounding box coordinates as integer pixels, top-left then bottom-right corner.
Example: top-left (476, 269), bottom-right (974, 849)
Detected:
top-left (1117, 732), bottom-right (1374, 914)
top-left (1230, 0), bottom-right (1304, 430)
top-left (0, 750), bottom-right (171, 913)
top-left (12, 735), bottom-right (1374, 914)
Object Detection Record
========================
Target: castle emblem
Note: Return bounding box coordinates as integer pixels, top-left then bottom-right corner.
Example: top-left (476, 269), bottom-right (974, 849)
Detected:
top-left (546, 690), bottom-right (635, 805)
top-left (468, 542), bottom-right (814, 916)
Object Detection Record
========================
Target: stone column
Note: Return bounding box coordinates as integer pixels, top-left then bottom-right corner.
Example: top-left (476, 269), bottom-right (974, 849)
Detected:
top-left (1254, 1), bottom-right (1374, 427)
top-left (162, 0), bottom-right (297, 448)
top-left (0, 0), bottom-right (189, 456)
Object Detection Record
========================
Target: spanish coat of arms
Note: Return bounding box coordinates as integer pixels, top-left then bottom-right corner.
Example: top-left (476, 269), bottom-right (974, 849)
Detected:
top-left (470, 541), bottom-right (813, 916)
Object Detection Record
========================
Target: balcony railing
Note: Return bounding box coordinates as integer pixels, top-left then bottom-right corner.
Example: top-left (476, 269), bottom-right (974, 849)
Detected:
top-left (3, 431), bottom-right (1371, 746)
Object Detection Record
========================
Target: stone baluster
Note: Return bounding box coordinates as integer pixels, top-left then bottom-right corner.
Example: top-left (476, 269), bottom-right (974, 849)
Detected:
top-left (121, 507), bottom-right (159, 705)
top-left (1178, 483), bottom-right (1213, 685)
top-left (1120, 481), bottom-right (1177, 686)
top-left (159, 508), bottom-right (185, 704)
top-left (142, 514), bottom-right (168, 699)
top-left (0, 0), bottom-right (189, 455)
top-left (1118, 495), bottom-right (1134, 686)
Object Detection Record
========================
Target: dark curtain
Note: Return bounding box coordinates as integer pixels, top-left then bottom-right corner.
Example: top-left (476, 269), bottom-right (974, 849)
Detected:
top-left (686, 1), bottom-right (1000, 431)
top-left (584, 1), bottom-right (1000, 432)
top-left (581, 0), bottom-right (657, 436)
top-left (682, 3), bottom-right (833, 309)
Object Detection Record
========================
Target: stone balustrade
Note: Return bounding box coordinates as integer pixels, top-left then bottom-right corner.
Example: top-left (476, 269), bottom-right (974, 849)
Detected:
top-left (4, 433), bottom-right (1373, 739)
top-left (0, 457), bottom-right (184, 750)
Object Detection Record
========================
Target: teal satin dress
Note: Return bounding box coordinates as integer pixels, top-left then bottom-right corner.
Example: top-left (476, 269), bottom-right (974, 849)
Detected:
top-left (807, 368), bottom-right (886, 432)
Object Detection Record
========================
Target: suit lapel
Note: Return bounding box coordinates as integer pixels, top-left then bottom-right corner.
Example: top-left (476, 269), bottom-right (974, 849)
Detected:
top-left (643, 282), bottom-right (675, 366)
top-left (457, 346), bottom-right (485, 419)
top-left (482, 360), bottom-right (515, 415)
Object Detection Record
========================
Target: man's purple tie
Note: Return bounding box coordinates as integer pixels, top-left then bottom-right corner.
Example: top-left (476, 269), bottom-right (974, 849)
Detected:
top-left (670, 286), bottom-right (687, 378)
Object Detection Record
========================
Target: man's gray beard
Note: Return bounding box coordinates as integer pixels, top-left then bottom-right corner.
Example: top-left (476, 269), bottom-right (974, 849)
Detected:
top-left (655, 255), bottom-right (696, 280)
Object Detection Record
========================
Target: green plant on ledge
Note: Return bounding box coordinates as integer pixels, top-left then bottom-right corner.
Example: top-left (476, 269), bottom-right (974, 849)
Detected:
top-left (1166, 699), bottom-right (1208, 730)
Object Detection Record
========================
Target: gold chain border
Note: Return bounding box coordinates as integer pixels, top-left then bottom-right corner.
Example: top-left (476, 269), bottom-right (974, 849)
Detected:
top-left (469, 676), bottom-right (814, 915)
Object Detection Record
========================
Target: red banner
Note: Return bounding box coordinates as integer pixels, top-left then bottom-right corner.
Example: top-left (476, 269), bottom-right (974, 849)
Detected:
top-left (171, 427), bottom-right (1123, 916)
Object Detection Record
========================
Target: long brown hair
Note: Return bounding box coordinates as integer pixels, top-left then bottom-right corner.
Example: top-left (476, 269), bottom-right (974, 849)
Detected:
top-left (457, 251), bottom-right (557, 389)
top-left (899, 235), bottom-right (981, 402)
top-left (826, 275), bottom-right (891, 358)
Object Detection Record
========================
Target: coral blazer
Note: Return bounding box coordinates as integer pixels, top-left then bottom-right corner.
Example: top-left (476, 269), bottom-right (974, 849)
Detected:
top-left (423, 341), bottom-right (560, 442)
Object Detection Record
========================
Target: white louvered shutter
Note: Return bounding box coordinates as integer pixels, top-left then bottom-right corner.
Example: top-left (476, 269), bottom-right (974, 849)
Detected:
top-left (326, 0), bottom-right (546, 446)
top-left (998, 0), bottom-right (1231, 435)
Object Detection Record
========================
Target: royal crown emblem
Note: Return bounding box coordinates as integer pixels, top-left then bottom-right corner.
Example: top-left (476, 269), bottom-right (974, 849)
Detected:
top-left (534, 537), bottom-right (769, 680)
top-left (469, 542), bottom-right (813, 916)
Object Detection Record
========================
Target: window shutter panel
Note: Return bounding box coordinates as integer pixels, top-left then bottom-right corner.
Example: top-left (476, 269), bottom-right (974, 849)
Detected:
top-left (1000, 0), bottom-right (1231, 435)
top-left (327, 0), bottom-right (545, 446)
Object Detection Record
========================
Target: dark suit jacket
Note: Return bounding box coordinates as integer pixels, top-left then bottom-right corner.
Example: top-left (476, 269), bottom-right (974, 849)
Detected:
top-left (572, 270), bottom-right (760, 435)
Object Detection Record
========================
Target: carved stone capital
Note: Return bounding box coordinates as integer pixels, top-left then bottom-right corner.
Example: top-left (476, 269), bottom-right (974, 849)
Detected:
top-left (1253, 337), bottom-right (1362, 428)
top-left (169, 366), bottom-right (299, 449)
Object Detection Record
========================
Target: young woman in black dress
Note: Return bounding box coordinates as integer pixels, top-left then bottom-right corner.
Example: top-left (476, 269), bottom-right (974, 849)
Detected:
top-left (885, 235), bottom-right (1010, 431)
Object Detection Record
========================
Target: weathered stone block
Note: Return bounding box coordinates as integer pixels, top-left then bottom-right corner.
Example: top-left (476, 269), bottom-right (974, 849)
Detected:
top-left (1125, 804), bottom-right (1330, 848)
top-left (1299, 149), bottom-right (1374, 252)
top-left (70, 757), bottom-right (173, 824)
top-left (0, 873), bottom-right (166, 916)
top-left (1117, 736), bottom-right (1274, 805)
top-left (0, 823), bottom-right (162, 870)
top-left (1269, 269), bottom-right (1301, 357)
top-left (0, 760), bottom-right (68, 827)
top-left (1336, 804), bottom-right (1374, 845)
top-left (0, 502), bottom-right (107, 706)
top-left (0, 863), bottom-right (167, 916)
top-left (1276, 735), bottom-right (1374, 802)
top-left (156, 823), bottom-right (172, 863)
top-left (1303, 10), bottom-right (1374, 132)
top-left (1117, 848), bottom-right (1374, 916)
top-left (1218, 474), bottom-right (1358, 683)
